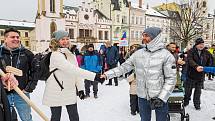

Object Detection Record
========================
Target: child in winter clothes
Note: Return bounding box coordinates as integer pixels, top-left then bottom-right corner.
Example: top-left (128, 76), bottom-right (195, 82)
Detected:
top-left (127, 73), bottom-right (139, 115)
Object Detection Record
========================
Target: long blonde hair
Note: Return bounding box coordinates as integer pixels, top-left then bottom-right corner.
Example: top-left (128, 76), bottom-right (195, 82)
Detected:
top-left (49, 38), bottom-right (59, 51)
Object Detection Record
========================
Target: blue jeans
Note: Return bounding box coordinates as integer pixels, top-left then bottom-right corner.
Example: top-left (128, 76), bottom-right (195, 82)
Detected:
top-left (138, 97), bottom-right (168, 121)
top-left (7, 92), bottom-right (33, 121)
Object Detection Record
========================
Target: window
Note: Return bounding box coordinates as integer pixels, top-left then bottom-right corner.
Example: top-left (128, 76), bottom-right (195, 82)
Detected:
top-left (131, 31), bottom-right (134, 39)
top-left (25, 32), bottom-right (29, 37)
top-left (136, 17), bottom-right (139, 24)
top-left (79, 29), bottom-right (84, 37)
top-left (132, 16), bottom-right (135, 24)
top-left (196, 2), bottom-right (199, 8)
top-left (206, 34), bottom-right (209, 39)
top-left (99, 31), bottom-right (103, 40)
top-left (69, 29), bottom-right (74, 39)
top-left (0, 30), bottom-right (4, 36)
top-left (135, 31), bottom-right (138, 39)
top-left (50, 0), bottom-right (55, 13)
top-left (1, 40), bottom-right (4, 44)
top-left (104, 31), bottom-right (109, 40)
top-left (203, 1), bottom-right (206, 7)
top-left (140, 17), bottom-right (143, 25)
top-left (207, 23), bottom-right (210, 29)
top-left (25, 41), bottom-right (29, 47)
top-left (85, 30), bottom-right (90, 37)
top-left (122, 16), bottom-right (127, 24)
top-left (116, 15), bottom-right (120, 23)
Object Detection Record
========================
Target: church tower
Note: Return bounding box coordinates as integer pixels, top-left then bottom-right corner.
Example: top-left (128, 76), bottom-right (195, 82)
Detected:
top-left (35, 0), bottom-right (65, 52)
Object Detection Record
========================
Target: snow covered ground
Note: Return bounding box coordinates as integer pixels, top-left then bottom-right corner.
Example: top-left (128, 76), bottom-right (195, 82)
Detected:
top-left (19, 79), bottom-right (215, 121)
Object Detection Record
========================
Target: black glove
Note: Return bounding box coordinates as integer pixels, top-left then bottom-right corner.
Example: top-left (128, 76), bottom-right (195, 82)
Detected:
top-left (94, 73), bottom-right (105, 84)
top-left (150, 97), bottom-right (164, 110)
top-left (78, 90), bottom-right (85, 100)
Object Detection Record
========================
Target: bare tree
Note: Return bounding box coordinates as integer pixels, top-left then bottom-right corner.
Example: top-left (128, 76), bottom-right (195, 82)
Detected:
top-left (170, 0), bottom-right (207, 49)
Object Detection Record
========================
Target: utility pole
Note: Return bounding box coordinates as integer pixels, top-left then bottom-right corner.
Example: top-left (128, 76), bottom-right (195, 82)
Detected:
top-left (211, 9), bottom-right (215, 44)
top-left (128, 1), bottom-right (131, 51)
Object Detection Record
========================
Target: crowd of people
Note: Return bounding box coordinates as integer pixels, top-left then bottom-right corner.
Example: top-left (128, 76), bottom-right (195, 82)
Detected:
top-left (0, 27), bottom-right (215, 121)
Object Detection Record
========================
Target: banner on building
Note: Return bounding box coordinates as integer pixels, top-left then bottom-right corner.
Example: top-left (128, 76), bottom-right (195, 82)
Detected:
top-left (119, 32), bottom-right (128, 46)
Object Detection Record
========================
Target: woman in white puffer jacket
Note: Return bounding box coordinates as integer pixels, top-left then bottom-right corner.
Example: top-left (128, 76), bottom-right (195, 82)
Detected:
top-left (42, 30), bottom-right (96, 121)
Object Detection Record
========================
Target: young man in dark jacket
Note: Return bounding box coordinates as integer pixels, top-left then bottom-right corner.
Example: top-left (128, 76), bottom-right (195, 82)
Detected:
top-left (184, 37), bottom-right (212, 110)
top-left (0, 28), bottom-right (38, 121)
top-left (81, 44), bottom-right (102, 98)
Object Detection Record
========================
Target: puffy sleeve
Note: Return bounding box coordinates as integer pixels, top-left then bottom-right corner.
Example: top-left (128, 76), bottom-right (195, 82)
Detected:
top-left (50, 52), bottom-right (96, 81)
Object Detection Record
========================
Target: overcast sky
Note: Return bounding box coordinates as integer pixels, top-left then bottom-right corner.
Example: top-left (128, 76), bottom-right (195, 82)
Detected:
top-left (0, 0), bottom-right (214, 22)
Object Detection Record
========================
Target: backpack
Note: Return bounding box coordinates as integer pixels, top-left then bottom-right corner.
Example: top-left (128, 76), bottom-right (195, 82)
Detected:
top-left (32, 51), bottom-right (64, 90)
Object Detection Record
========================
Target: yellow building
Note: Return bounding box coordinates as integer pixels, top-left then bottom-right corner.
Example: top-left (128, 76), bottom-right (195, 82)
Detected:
top-left (153, 2), bottom-right (181, 12)
top-left (0, 19), bottom-right (35, 49)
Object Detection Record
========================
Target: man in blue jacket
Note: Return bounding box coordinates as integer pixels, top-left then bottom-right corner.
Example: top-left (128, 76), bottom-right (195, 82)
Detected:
top-left (81, 44), bottom-right (102, 98)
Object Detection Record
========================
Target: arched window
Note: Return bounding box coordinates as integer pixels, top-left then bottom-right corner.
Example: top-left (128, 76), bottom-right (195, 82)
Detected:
top-left (50, 22), bottom-right (57, 38)
top-left (50, 0), bottom-right (55, 13)
top-left (203, 1), bottom-right (207, 7)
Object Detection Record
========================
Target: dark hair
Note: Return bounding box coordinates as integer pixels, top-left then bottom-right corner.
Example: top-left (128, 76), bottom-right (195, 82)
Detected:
top-left (4, 28), bottom-right (20, 37)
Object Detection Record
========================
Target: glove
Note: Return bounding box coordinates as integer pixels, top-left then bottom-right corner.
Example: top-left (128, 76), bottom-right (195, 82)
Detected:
top-left (150, 97), bottom-right (164, 110)
top-left (78, 90), bottom-right (85, 100)
top-left (94, 73), bottom-right (105, 84)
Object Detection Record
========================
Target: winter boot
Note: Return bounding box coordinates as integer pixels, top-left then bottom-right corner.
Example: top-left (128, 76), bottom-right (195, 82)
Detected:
top-left (212, 117), bottom-right (215, 120)
top-left (131, 112), bottom-right (136, 116)
top-left (94, 94), bottom-right (98, 99)
top-left (194, 105), bottom-right (201, 110)
top-left (85, 94), bottom-right (90, 99)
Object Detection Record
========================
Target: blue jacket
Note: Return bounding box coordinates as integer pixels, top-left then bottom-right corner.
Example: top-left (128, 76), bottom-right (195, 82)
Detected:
top-left (105, 46), bottom-right (119, 65)
top-left (81, 51), bottom-right (102, 73)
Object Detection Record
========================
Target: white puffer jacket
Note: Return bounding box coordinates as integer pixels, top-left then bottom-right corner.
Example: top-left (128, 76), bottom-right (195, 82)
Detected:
top-left (42, 48), bottom-right (96, 107)
top-left (105, 34), bottom-right (176, 102)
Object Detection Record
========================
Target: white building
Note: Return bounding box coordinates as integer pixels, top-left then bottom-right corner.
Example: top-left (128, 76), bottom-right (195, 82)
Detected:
top-left (145, 6), bottom-right (171, 44)
top-left (35, 0), bottom-right (111, 52)
top-left (129, 1), bottom-right (146, 45)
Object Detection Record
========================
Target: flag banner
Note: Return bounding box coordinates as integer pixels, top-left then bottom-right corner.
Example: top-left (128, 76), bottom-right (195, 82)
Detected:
top-left (119, 40), bottom-right (128, 46)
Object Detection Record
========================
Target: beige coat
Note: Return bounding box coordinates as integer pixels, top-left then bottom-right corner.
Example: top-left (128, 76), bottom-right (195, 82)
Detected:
top-left (127, 73), bottom-right (137, 95)
top-left (42, 48), bottom-right (96, 107)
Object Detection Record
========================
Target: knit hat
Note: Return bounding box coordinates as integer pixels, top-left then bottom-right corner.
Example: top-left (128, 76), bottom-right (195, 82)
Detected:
top-left (143, 27), bottom-right (162, 40)
top-left (88, 44), bottom-right (94, 49)
top-left (52, 30), bottom-right (69, 41)
top-left (195, 37), bottom-right (204, 45)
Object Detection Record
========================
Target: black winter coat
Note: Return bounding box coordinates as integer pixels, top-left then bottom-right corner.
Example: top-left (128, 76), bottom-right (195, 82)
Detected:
top-left (0, 46), bottom-right (38, 93)
top-left (0, 81), bottom-right (11, 121)
top-left (187, 47), bottom-right (212, 81)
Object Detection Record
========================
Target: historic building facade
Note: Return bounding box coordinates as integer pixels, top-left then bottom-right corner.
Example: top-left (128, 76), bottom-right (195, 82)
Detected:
top-left (34, 0), bottom-right (111, 52)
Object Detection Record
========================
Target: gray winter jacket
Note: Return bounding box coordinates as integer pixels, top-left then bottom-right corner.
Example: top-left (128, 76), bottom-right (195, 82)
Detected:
top-left (104, 34), bottom-right (176, 102)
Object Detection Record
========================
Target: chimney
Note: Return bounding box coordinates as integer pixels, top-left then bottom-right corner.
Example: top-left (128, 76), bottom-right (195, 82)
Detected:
top-left (139, 0), bottom-right (143, 8)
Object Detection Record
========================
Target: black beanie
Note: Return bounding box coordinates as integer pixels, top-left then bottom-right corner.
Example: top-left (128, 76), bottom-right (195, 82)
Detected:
top-left (195, 38), bottom-right (204, 45)
top-left (88, 44), bottom-right (94, 49)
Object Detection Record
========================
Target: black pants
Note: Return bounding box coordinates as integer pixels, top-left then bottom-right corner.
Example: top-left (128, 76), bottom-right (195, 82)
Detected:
top-left (130, 94), bottom-right (139, 113)
top-left (184, 80), bottom-right (202, 107)
top-left (50, 104), bottom-right (79, 121)
top-left (84, 79), bottom-right (98, 95)
top-left (107, 64), bottom-right (118, 85)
